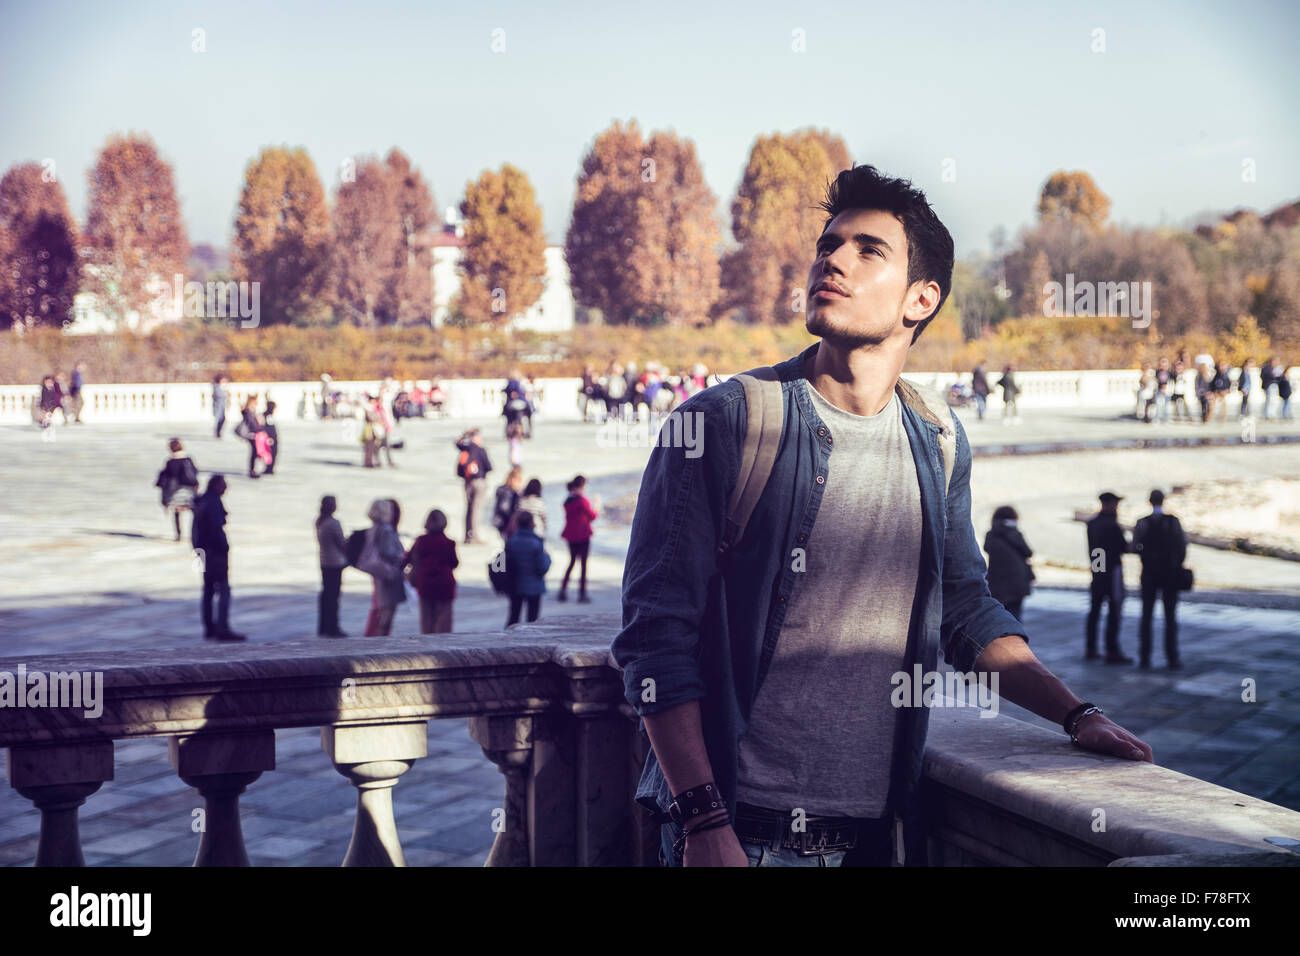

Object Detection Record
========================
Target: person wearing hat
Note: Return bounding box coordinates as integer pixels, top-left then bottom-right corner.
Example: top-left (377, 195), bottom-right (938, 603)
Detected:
top-left (1085, 491), bottom-right (1132, 663)
top-left (1132, 490), bottom-right (1188, 669)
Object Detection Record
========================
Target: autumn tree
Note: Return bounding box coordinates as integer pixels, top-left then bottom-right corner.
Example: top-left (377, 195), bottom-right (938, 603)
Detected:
top-left (383, 149), bottom-right (437, 325)
top-left (0, 163), bottom-right (80, 329)
top-left (332, 156), bottom-right (401, 326)
top-left (232, 147), bottom-right (332, 325)
top-left (83, 133), bottom-right (188, 328)
top-left (458, 164), bottom-right (548, 326)
top-left (725, 128), bottom-right (851, 323)
top-left (1037, 170), bottom-right (1111, 232)
top-left (630, 131), bottom-right (721, 327)
top-left (566, 120), bottom-right (651, 325)
top-left (1017, 250), bottom-right (1052, 317)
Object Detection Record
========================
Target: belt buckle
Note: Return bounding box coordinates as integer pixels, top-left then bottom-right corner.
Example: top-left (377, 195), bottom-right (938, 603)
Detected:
top-left (796, 820), bottom-right (856, 856)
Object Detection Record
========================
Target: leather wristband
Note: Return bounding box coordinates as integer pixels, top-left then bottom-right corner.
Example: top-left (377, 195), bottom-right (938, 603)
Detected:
top-left (1064, 702), bottom-right (1103, 742)
top-left (668, 782), bottom-right (727, 825)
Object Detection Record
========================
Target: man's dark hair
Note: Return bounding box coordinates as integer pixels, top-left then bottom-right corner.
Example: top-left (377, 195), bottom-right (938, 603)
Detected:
top-left (515, 511), bottom-right (535, 531)
top-left (817, 164), bottom-right (955, 343)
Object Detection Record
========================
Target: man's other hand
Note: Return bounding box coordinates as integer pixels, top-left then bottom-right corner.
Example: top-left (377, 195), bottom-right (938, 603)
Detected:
top-left (1075, 713), bottom-right (1154, 762)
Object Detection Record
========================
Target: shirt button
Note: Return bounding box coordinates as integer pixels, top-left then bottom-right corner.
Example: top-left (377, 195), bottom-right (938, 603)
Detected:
top-left (817, 427), bottom-right (826, 437)
top-left (816, 475), bottom-right (825, 485)
top-left (796, 534), bottom-right (807, 544)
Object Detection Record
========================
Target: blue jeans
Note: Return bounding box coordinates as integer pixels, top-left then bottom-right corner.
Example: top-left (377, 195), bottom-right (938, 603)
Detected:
top-left (743, 842), bottom-right (846, 867)
top-left (974, 393), bottom-right (987, 420)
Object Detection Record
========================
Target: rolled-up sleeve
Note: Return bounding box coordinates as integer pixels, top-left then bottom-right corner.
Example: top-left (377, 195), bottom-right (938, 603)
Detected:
top-left (939, 415), bottom-right (1029, 672)
top-left (612, 390), bottom-right (740, 716)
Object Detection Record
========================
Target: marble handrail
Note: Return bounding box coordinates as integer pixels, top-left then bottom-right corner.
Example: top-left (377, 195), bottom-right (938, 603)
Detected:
top-left (3, 618), bottom-right (1299, 867)
top-left (0, 619), bottom-right (649, 867)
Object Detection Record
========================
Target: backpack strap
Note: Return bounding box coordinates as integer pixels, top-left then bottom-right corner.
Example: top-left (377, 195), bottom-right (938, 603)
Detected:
top-left (718, 367), bottom-right (783, 561)
top-left (896, 378), bottom-right (957, 496)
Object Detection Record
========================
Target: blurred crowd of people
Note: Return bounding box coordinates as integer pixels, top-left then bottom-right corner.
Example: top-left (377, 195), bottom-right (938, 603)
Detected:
top-left (1135, 352), bottom-right (1293, 424)
top-left (578, 361), bottom-right (718, 423)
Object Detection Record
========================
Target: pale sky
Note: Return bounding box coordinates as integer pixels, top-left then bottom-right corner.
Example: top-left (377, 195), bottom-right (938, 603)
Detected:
top-left (1, 0), bottom-right (1296, 257)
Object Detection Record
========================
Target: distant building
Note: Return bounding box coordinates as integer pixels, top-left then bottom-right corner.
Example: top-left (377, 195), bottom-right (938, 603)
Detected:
top-left (65, 263), bottom-right (181, 335)
top-left (430, 219), bottom-right (574, 332)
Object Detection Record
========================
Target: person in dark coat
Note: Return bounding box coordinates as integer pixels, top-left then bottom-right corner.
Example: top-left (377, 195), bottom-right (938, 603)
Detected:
top-left (316, 495), bottom-right (348, 637)
top-left (971, 364), bottom-right (990, 421)
top-left (982, 505), bottom-right (1033, 620)
top-left (69, 361), bottom-right (86, 424)
top-left (1133, 489), bottom-right (1188, 669)
top-left (504, 511), bottom-right (551, 626)
top-left (156, 438), bottom-right (200, 541)
top-left (454, 429), bottom-right (493, 543)
top-left (192, 474), bottom-right (246, 641)
top-left (1085, 491), bottom-right (1131, 663)
top-left (404, 509), bottom-right (459, 634)
top-left (997, 365), bottom-right (1021, 424)
top-left (38, 375), bottom-right (63, 428)
top-left (492, 467), bottom-right (524, 542)
top-left (262, 400), bottom-right (279, 474)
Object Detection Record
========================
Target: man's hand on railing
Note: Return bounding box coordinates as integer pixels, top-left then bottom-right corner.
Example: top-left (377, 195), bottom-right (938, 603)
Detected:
top-left (1073, 712), bottom-right (1153, 762)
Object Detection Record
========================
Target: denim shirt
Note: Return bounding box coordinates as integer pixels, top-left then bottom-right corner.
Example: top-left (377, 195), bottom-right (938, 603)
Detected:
top-left (611, 343), bottom-right (1029, 863)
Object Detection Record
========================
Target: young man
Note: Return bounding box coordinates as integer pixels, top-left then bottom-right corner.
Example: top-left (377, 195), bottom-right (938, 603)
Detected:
top-left (1132, 489), bottom-right (1188, 669)
top-left (612, 164), bottom-right (1152, 869)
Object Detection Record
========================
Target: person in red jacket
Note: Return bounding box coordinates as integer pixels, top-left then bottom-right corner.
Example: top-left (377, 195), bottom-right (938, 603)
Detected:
top-left (558, 475), bottom-right (599, 603)
top-left (404, 509), bottom-right (459, 633)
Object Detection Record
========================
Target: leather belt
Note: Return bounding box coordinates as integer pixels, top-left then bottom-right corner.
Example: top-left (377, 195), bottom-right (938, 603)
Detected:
top-left (732, 801), bottom-right (888, 856)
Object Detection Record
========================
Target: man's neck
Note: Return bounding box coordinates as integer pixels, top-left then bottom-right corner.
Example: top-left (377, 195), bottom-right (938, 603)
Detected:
top-left (805, 337), bottom-right (910, 417)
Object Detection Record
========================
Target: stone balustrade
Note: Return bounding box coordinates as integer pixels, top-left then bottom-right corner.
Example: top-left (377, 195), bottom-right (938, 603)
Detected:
top-left (2, 617), bottom-right (1298, 866)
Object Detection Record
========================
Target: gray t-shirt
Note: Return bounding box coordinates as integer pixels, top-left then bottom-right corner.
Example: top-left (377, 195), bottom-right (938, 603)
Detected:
top-left (736, 380), bottom-right (923, 818)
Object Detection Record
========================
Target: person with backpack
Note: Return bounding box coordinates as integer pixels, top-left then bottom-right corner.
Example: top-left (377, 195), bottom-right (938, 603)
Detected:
top-left (1132, 489), bottom-right (1188, 669)
top-left (492, 467), bottom-right (524, 542)
top-left (504, 511), bottom-right (551, 626)
top-left (982, 505), bottom-right (1033, 620)
top-left (558, 475), bottom-right (599, 603)
top-left (192, 474), bottom-right (246, 641)
top-left (455, 428), bottom-right (493, 544)
top-left (404, 509), bottom-right (458, 634)
top-left (316, 495), bottom-right (348, 637)
top-left (611, 164), bottom-right (1150, 869)
top-left (360, 498), bottom-right (406, 636)
top-left (156, 438), bottom-right (200, 541)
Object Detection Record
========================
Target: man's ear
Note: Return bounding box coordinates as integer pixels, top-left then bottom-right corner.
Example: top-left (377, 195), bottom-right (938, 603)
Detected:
top-left (904, 280), bottom-right (941, 324)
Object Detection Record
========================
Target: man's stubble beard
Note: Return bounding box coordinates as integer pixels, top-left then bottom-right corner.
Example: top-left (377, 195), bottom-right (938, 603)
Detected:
top-left (805, 304), bottom-right (894, 350)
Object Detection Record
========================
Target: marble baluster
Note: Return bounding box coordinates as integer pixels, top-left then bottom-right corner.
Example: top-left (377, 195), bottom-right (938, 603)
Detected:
top-left (469, 715), bottom-right (536, 866)
top-left (169, 730), bottom-right (275, 866)
top-left (323, 721), bottom-right (427, 866)
top-left (8, 740), bottom-right (114, 866)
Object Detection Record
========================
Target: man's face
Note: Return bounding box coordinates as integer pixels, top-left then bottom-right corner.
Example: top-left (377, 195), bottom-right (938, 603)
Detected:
top-left (805, 208), bottom-right (939, 348)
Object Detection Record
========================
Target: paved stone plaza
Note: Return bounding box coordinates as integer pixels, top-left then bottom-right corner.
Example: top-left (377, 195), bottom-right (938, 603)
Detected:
top-left (1, 400), bottom-right (1298, 865)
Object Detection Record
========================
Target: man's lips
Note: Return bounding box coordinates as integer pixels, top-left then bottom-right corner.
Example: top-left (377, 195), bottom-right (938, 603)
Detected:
top-left (813, 285), bottom-right (848, 300)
